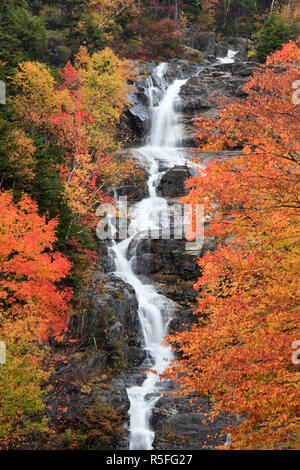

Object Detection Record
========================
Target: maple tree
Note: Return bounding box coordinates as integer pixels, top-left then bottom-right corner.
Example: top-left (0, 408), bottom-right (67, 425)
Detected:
top-left (0, 190), bottom-right (72, 341)
top-left (164, 39), bottom-right (300, 449)
top-left (0, 190), bottom-right (72, 446)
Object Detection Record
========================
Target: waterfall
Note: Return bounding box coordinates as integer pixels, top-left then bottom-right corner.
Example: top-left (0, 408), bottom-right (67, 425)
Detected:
top-left (218, 49), bottom-right (238, 64)
top-left (110, 65), bottom-right (188, 450)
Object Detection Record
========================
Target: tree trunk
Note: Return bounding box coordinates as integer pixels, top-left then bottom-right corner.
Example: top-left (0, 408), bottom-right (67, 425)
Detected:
top-left (174, 0), bottom-right (179, 22)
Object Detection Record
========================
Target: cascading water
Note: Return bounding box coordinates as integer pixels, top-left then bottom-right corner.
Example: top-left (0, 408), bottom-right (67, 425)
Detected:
top-left (110, 65), bottom-right (188, 450)
top-left (218, 49), bottom-right (238, 64)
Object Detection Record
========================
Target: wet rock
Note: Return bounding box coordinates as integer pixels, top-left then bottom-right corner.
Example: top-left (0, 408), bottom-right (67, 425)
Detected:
top-left (216, 42), bottom-right (230, 58)
top-left (127, 102), bottom-right (149, 133)
top-left (157, 166), bottom-right (192, 198)
top-left (127, 347), bottom-right (147, 367)
top-left (179, 77), bottom-right (212, 112)
top-left (131, 238), bottom-right (199, 281)
top-left (152, 393), bottom-right (240, 450)
top-left (232, 62), bottom-right (260, 77)
top-left (181, 118), bottom-right (197, 147)
top-left (126, 86), bottom-right (150, 135)
top-left (205, 54), bottom-right (218, 62)
top-left (234, 49), bottom-right (248, 62)
top-left (165, 60), bottom-right (201, 82)
top-left (116, 183), bottom-right (148, 205)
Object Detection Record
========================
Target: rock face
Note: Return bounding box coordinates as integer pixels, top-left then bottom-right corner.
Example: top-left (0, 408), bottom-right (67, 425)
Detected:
top-left (89, 271), bottom-right (143, 361)
top-left (45, 269), bottom-right (140, 450)
top-left (179, 59), bottom-right (258, 113)
top-left (180, 77), bottom-right (212, 111)
top-left (152, 392), bottom-right (240, 450)
top-left (122, 37), bottom-right (254, 145)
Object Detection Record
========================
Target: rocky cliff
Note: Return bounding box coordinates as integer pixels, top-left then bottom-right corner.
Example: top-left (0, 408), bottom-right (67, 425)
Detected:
top-left (111, 37), bottom-right (257, 450)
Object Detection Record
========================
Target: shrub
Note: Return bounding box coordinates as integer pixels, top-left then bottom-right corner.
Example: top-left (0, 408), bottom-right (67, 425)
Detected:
top-left (125, 17), bottom-right (181, 60)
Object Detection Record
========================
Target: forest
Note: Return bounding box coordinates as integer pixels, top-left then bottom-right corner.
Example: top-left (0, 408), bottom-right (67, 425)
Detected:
top-left (0, 0), bottom-right (299, 452)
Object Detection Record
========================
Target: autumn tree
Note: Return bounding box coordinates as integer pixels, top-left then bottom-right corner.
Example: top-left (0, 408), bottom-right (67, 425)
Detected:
top-left (0, 190), bottom-right (72, 446)
top-left (83, 0), bottom-right (139, 32)
top-left (11, 49), bottom-right (137, 225)
top-left (0, 191), bottom-right (72, 340)
top-left (164, 39), bottom-right (300, 449)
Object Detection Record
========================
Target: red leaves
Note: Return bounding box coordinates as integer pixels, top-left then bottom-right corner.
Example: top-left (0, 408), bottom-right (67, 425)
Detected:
top-left (59, 61), bottom-right (82, 95)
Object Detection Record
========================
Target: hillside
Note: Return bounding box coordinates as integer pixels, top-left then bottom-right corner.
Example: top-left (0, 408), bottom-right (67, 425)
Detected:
top-left (0, 0), bottom-right (299, 452)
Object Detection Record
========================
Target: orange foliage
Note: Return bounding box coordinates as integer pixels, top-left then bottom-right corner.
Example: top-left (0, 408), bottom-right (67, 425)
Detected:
top-left (281, 0), bottom-right (300, 21)
top-left (0, 191), bottom-right (72, 342)
top-left (164, 39), bottom-right (300, 449)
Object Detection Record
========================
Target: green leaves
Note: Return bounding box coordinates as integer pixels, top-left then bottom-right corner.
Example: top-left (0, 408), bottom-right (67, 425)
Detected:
top-left (256, 14), bottom-right (300, 63)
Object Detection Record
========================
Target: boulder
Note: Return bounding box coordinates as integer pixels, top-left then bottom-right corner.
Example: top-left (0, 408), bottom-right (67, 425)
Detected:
top-left (157, 166), bottom-right (192, 198)
top-left (216, 42), bottom-right (229, 58)
top-left (234, 48), bottom-right (248, 62)
top-left (209, 61), bottom-right (234, 72)
top-left (224, 76), bottom-right (248, 95)
top-left (165, 59), bottom-right (201, 82)
top-left (232, 37), bottom-right (254, 50)
top-left (179, 76), bottom-right (212, 112)
top-left (116, 183), bottom-right (148, 205)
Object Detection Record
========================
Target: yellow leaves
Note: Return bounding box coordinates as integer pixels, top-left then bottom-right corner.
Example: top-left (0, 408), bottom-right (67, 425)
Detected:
top-left (100, 157), bottom-right (145, 186)
top-left (82, 0), bottom-right (138, 32)
top-left (5, 129), bottom-right (36, 181)
top-left (10, 49), bottom-right (135, 225)
top-left (11, 62), bottom-right (57, 128)
top-left (0, 330), bottom-right (50, 446)
top-left (75, 46), bottom-right (92, 70)
top-left (76, 47), bottom-right (135, 148)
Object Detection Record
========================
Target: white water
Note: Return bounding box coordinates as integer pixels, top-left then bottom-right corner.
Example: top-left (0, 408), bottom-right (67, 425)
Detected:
top-left (110, 67), bottom-right (188, 450)
top-left (218, 49), bottom-right (237, 64)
